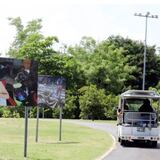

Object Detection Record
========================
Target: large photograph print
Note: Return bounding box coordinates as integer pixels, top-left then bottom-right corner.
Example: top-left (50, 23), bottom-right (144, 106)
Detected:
top-left (38, 75), bottom-right (65, 108)
top-left (0, 58), bottom-right (38, 106)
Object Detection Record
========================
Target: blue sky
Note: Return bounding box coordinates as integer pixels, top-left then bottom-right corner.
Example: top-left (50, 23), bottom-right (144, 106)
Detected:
top-left (0, 0), bottom-right (160, 56)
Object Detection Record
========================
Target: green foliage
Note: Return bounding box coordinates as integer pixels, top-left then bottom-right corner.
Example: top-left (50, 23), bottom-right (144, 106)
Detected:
top-left (52, 107), bottom-right (60, 118)
top-left (28, 107), bottom-right (37, 118)
top-left (52, 91), bottom-right (80, 119)
top-left (91, 43), bottom-right (133, 94)
top-left (107, 35), bottom-right (160, 89)
top-left (0, 107), bottom-right (3, 117)
top-left (79, 85), bottom-right (106, 120)
top-left (7, 17), bottom-right (58, 62)
top-left (104, 95), bottom-right (118, 119)
top-left (0, 107), bottom-right (21, 118)
top-left (69, 37), bottom-right (133, 94)
top-left (12, 111), bottom-right (20, 118)
top-left (63, 91), bottom-right (79, 119)
top-left (42, 108), bottom-right (54, 118)
top-left (149, 86), bottom-right (160, 121)
top-left (5, 17), bottom-right (160, 120)
top-left (2, 108), bottom-right (11, 118)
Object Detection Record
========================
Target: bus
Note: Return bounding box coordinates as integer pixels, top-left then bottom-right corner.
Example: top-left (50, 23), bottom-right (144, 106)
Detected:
top-left (117, 90), bottom-right (160, 147)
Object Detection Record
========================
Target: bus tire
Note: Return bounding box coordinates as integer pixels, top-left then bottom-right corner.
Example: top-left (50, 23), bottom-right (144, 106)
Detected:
top-left (120, 139), bottom-right (126, 146)
top-left (152, 141), bottom-right (157, 148)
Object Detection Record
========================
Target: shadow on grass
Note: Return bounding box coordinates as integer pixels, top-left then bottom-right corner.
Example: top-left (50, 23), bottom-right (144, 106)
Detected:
top-left (43, 141), bottom-right (80, 145)
top-left (29, 158), bottom-right (53, 160)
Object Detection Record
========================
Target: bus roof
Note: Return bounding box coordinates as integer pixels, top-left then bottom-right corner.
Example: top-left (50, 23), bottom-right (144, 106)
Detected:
top-left (120, 90), bottom-right (160, 99)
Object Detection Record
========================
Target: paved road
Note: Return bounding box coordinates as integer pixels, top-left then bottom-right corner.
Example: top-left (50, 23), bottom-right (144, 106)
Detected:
top-left (67, 120), bottom-right (160, 160)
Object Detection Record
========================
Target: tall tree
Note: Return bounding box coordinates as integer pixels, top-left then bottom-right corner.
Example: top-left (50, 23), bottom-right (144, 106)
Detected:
top-left (68, 36), bottom-right (133, 94)
top-left (7, 17), bottom-right (58, 61)
top-left (107, 35), bottom-right (160, 89)
top-left (88, 42), bottom-right (133, 94)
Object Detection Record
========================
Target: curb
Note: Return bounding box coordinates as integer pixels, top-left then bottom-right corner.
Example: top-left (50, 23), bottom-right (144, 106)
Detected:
top-left (96, 134), bottom-right (117, 160)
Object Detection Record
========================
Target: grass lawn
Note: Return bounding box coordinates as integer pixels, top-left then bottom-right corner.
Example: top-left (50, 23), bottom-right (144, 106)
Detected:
top-left (78, 119), bottom-right (116, 124)
top-left (0, 118), bottom-right (113, 160)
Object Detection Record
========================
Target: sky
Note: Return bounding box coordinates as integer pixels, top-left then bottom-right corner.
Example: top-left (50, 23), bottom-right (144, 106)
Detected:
top-left (1, 0), bottom-right (160, 56)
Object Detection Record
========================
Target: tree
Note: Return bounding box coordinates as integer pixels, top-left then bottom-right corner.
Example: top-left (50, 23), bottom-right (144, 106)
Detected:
top-left (107, 35), bottom-right (160, 89)
top-left (104, 94), bottom-right (118, 119)
top-left (7, 17), bottom-right (58, 61)
top-left (79, 85), bottom-right (106, 120)
top-left (68, 36), bottom-right (133, 94)
top-left (89, 42), bottom-right (133, 94)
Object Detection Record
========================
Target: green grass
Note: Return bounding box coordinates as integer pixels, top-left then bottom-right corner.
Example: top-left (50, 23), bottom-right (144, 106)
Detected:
top-left (0, 118), bottom-right (113, 160)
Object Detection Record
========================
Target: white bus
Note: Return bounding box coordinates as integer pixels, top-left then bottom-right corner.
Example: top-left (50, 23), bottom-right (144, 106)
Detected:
top-left (117, 90), bottom-right (160, 147)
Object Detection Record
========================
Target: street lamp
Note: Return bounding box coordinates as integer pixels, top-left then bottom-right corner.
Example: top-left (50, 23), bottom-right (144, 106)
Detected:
top-left (134, 12), bottom-right (158, 90)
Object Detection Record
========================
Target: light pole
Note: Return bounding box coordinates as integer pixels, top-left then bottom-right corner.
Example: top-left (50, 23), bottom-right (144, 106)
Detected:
top-left (134, 12), bottom-right (158, 90)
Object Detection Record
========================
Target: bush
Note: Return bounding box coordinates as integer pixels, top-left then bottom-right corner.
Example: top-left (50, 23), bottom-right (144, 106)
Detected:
top-left (63, 92), bottom-right (80, 119)
top-left (52, 107), bottom-right (60, 118)
top-left (2, 108), bottom-right (12, 118)
top-left (79, 85), bottom-right (106, 120)
top-left (104, 95), bottom-right (118, 120)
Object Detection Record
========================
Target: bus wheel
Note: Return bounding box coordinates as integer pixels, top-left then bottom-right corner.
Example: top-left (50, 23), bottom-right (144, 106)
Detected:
top-left (151, 141), bottom-right (157, 148)
top-left (120, 139), bottom-right (126, 146)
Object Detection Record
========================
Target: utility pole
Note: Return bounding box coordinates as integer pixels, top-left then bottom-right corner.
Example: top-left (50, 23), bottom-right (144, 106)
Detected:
top-left (134, 12), bottom-right (158, 90)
